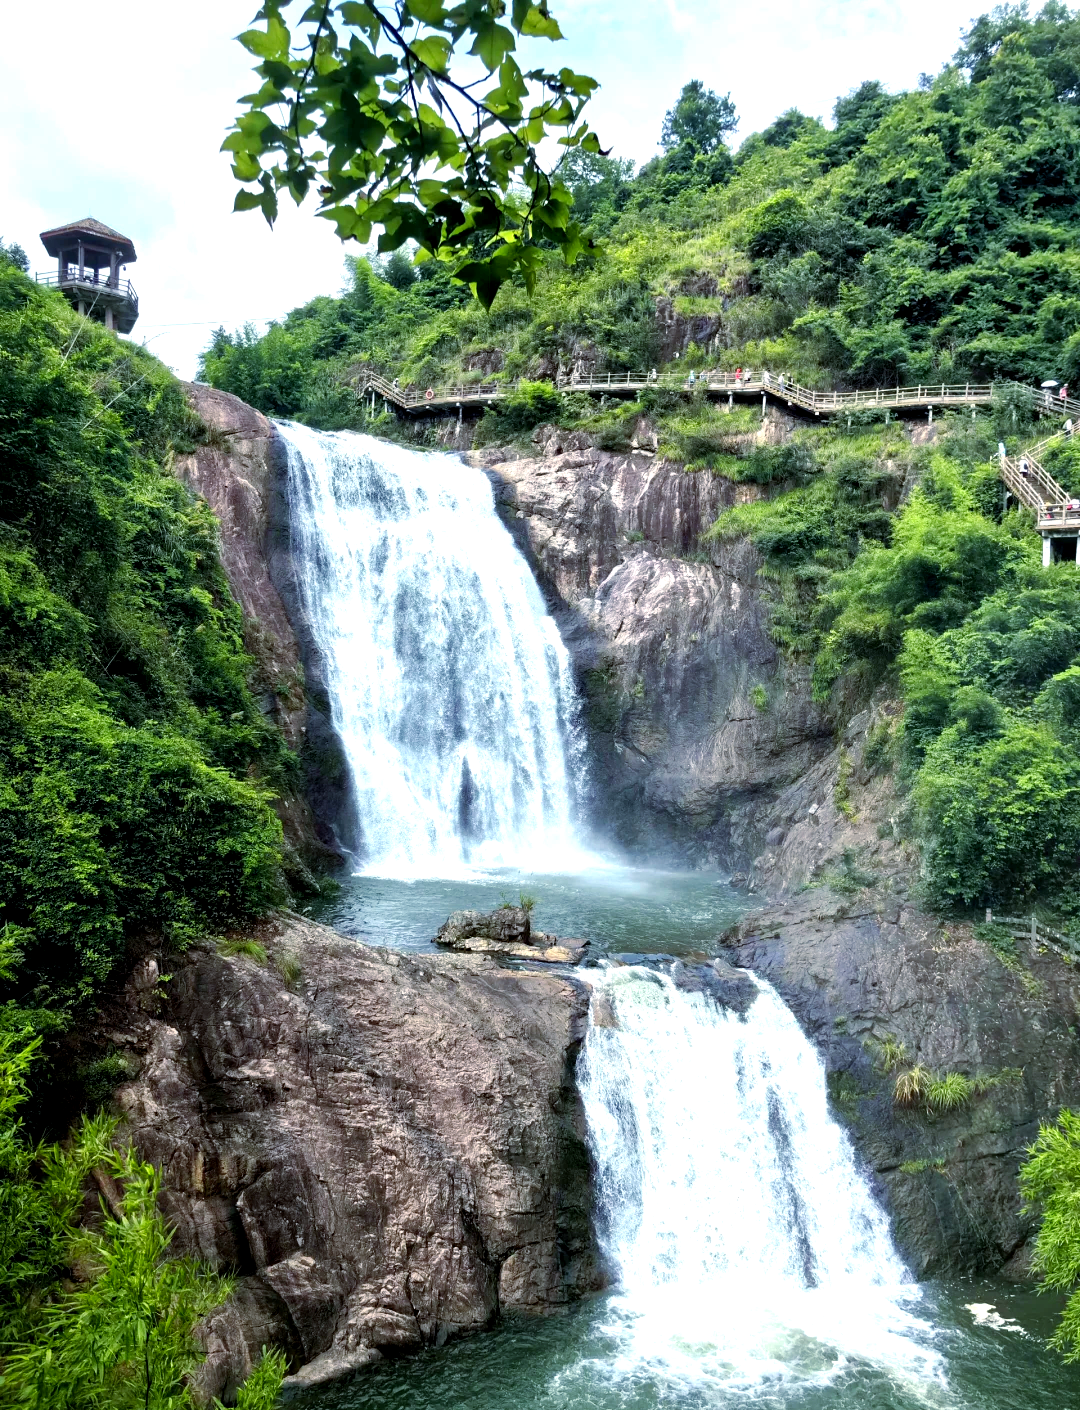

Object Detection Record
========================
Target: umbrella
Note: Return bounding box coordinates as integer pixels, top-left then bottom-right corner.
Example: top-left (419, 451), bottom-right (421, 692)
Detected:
top-left (1042, 379), bottom-right (1060, 388)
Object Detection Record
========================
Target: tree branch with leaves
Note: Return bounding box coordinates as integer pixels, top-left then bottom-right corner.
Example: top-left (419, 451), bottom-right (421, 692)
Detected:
top-left (224, 0), bottom-right (603, 306)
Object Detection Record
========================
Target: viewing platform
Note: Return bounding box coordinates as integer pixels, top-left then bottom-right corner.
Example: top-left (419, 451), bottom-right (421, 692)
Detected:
top-left (35, 269), bottom-right (139, 333)
top-left (36, 216), bottom-right (140, 334)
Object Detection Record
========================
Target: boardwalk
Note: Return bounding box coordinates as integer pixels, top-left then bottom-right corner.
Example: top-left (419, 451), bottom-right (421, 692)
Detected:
top-left (1000, 435), bottom-right (1080, 543)
top-left (357, 367), bottom-right (1080, 424)
top-left (355, 366), bottom-right (1080, 550)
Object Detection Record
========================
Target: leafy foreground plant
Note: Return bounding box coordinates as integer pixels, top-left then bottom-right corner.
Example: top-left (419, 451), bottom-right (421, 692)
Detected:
top-left (227, 0), bottom-right (602, 305)
top-left (0, 1031), bottom-right (284, 1408)
top-left (1020, 1108), bottom-right (1080, 1362)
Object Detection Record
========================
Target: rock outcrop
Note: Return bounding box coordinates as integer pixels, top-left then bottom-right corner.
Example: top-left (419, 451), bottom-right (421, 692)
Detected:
top-left (474, 436), bottom-right (832, 862)
top-left (723, 708), bottom-right (1080, 1279)
top-left (434, 907), bottom-right (588, 963)
top-left (108, 914), bottom-right (600, 1401)
top-left (175, 384), bottom-right (344, 875)
top-left (175, 384), bottom-right (304, 749)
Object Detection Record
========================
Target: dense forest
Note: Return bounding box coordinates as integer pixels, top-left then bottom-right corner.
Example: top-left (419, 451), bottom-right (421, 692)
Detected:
top-left (204, 4), bottom-right (1080, 410)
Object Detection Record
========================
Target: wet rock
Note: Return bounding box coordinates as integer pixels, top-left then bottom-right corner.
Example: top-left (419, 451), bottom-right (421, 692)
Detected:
top-left (111, 913), bottom-right (601, 1398)
top-left (435, 912), bottom-right (588, 965)
top-left (672, 960), bottom-right (759, 1016)
top-left (435, 905), bottom-right (531, 947)
top-left (478, 447), bottom-right (833, 866)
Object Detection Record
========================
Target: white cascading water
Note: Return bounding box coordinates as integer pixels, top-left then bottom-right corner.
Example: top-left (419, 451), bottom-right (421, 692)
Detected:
top-left (277, 424), bottom-right (585, 876)
top-left (575, 966), bottom-right (946, 1400)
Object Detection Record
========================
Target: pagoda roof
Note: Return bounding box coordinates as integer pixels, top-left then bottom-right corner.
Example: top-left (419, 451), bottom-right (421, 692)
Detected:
top-left (40, 218), bottom-right (136, 263)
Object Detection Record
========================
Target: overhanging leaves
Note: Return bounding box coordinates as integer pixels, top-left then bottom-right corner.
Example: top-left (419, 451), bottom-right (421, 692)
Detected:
top-left (224, 1), bottom-right (601, 305)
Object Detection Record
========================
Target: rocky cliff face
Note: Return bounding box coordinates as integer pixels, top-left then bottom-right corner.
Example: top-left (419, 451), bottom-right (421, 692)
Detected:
top-left (473, 432), bottom-right (832, 863)
top-left (176, 384), bottom-right (352, 871)
top-left (723, 707), bottom-right (1080, 1280)
top-left (108, 914), bottom-right (599, 1401)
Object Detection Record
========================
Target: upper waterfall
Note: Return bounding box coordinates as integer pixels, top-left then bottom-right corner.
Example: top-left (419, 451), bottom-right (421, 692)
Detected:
top-left (576, 966), bottom-right (945, 1398)
top-left (277, 424), bottom-right (586, 877)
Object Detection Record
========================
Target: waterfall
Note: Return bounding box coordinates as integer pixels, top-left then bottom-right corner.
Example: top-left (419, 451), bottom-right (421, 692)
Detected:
top-left (576, 966), bottom-right (945, 1398)
top-left (277, 424), bottom-right (585, 877)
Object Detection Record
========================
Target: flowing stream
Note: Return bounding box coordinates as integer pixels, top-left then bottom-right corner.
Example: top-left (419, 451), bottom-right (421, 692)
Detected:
top-left (278, 424), bottom-right (585, 876)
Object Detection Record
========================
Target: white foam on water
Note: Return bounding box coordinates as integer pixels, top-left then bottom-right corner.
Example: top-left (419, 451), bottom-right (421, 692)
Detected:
top-left (277, 424), bottom-right (592, 878)
top-left (572, 966), bottom-right (951, 1403)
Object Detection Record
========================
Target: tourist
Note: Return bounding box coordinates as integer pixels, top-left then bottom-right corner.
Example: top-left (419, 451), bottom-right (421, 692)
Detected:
top-left (1020, 456), bottom-right (1030, 476)
top-left (735, 366), bottom-right (743, 385)
top-left (763, 369), bottom-right (772, 388)
top-left (778, 373), bottom-right (786, 394)
top-left (650, 367), bottom-right (658, 382)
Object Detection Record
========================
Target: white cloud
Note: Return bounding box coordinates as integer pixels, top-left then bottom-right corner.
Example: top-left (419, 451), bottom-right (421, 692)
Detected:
top-left (3, 0), bottom-right (987, 378)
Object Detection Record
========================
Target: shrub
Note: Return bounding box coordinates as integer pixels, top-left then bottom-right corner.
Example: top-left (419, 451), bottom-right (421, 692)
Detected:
top-left (894, 1065), bottom-right (931, 1106)
top-left (913, 722), bottom-right (1080, 909)
top-left (866, 1035), bottom-right (907, 1071)
top-left (0, 1031), bottom-right (286, 1407)
top-left (926, 1072), bottom-right (974, 1113)
top-left (0, 264), bottom-right (290, 1045)
top-left (1020, 1109), bottom-right (1080, 1360)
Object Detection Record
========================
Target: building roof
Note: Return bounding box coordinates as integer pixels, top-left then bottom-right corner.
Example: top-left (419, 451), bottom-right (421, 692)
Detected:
top-left (40, 218), bottom-right (137, 263)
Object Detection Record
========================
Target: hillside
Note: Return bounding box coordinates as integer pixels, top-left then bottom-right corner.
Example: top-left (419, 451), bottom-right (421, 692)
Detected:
top-left (202, 6), bottom-right (1080, 414)
top-left (199, 4), bottom-right (1080, 927)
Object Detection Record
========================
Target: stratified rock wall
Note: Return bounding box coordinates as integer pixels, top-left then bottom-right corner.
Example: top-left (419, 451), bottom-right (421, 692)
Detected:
top-left (476, 440), bottom-right (832, 861)
top-left (111, 915), bottom-right (599, 1400)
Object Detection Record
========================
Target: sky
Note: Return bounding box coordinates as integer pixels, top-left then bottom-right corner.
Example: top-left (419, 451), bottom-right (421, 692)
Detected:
top-left (2, 0), bottom-right (992, 379)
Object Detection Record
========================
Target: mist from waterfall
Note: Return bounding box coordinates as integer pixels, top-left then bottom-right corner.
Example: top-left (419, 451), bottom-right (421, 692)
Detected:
top-left (574, 966), bottom-right (946, 1400)
top-left (277, 424), bottom-right (587, 877)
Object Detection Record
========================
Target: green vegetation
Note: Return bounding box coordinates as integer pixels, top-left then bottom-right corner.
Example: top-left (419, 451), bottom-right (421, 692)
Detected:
top-left (0, 1032), bottom-right (284, 1407)
top-left (898, 1157), bottom-right (947, 1174)
top-left (208, 6), bottom-right (1080, 411)
top-left (894, 1061), bottom-right (1022, 1112)
top-left (1020, 1108), bottom-right (1080, 1360)
top-left (227, 1), bottom-right (601, 305)
top-left (0, 248), bottom-right (294, 1407)
top-left (865, 1034), bottom-right (908, 1072)
top-left (0, 258), bottom-right (292, 1063)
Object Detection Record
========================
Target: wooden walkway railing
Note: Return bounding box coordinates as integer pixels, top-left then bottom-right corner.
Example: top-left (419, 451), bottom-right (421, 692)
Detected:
top-left (357, 367), bottom-right (1080, 538)
top-left (999, 435), bottom-right (1080, 533)
top-left (988, 913), bottom-right (1080, 964)
top-left (357, 367), bottom-right (1080, 423)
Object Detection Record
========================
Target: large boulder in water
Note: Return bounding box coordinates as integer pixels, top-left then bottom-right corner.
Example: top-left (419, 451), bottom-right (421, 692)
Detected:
top-left (436, 905), bottom-right (532, 947)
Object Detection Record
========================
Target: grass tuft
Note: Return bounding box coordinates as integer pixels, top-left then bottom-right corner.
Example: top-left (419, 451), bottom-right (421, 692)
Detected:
top-left (217, 937), bottom-right (268, 965)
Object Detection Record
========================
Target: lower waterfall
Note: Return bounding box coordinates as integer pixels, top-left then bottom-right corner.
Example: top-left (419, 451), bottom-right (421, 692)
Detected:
top-left (575, 966), bottom-right (944, 1398)
top-left (277, 424), bottom-right (585, 876)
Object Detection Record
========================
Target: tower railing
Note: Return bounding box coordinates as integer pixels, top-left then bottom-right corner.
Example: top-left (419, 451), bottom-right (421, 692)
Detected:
top-left (36, 271), bottom-right (138, 302)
